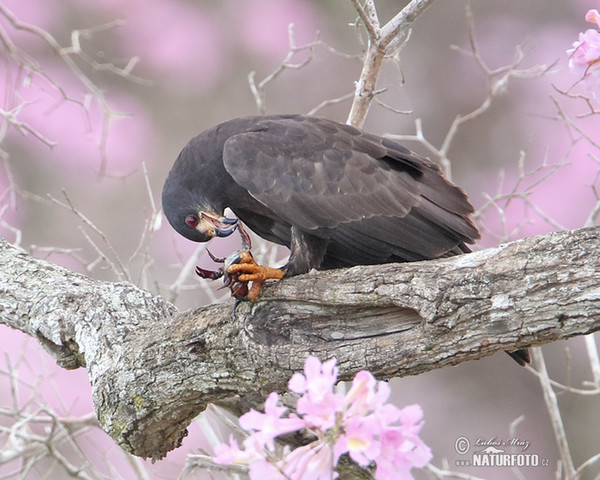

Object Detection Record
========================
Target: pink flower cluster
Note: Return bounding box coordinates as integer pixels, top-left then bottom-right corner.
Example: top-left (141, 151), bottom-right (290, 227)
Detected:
top-left (214, 356), bottom-right (431, 479)
top-left (567, 9), bottom-right (600, 94)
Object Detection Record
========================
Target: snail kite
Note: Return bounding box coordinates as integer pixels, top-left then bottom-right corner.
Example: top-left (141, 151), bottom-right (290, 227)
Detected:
top-left (162, 114), bottom-right (529, 365)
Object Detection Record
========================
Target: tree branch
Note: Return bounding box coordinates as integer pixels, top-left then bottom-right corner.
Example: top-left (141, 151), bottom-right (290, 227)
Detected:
top-left (2, 227), bottom-right (600, 460)
top-left (347, 0), bottom-right (437, 127)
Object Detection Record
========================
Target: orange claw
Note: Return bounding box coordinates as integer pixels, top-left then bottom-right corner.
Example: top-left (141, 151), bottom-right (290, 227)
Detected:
top-left (227, 251), bottom-right (284, 301)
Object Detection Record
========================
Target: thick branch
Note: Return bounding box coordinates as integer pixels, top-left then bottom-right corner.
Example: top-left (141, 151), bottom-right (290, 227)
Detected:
top-left (1, 227), bottom-right (600, 459)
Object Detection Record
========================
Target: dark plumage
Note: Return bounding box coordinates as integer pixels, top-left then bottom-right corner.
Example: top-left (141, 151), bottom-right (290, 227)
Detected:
top-left (162, 114), bottom-right (529, 365)
top-left (162, 114), bottom-right (479, 273)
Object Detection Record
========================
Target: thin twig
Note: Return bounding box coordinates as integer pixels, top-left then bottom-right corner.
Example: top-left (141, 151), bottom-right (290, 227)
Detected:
top-left (473, 149), bottom-right (568, 244)
top-left (0, 3), bottom-right (146, 175)
top-left (346, 0), bottom-right (437, 127)
top-left (306, 92), bottom-right (355, 116)
top-left (167, 243), bottom-right (208, 304)
top-left (531, 347), bottom-right (576, 478)
top-left (128, 162), bottom-right (161, 289)
top-left (47, 190), bottom-right (130, 281)
top-left (350, 0), bottom-right (380, 41)
top-left (249, 25), bottom-right (320, 114)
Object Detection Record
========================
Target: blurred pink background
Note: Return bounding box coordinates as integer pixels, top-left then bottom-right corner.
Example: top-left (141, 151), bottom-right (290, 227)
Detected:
top-left (1, 0), bottom-right (600, 478)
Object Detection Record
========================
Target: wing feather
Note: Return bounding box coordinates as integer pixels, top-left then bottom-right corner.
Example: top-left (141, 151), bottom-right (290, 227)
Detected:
top-left (222, 115), bottom-right (478, 263)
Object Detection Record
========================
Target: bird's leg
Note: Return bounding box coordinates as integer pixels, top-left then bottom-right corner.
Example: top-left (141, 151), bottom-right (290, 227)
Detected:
top-left (227, 251), bottom-right (284, 301)
top-left (237, 221), bottom-right (252, 251)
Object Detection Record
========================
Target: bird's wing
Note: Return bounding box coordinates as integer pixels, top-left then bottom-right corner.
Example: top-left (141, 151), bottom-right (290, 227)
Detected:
top-left (222, 116), bottom-right (479, 258)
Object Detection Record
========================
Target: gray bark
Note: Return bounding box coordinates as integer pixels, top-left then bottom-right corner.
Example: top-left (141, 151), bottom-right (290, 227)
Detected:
top-left (1, 227), bottom-right (600, 460)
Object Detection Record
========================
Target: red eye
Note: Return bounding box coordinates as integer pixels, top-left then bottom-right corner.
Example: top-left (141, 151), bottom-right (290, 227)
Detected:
top-left (185, 214), bottom-right (199, 227)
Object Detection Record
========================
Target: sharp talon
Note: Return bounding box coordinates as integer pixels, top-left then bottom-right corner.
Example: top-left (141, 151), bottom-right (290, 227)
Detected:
top-left (226, 251), bottom-right (284, 301)
top-left (228, 263), bottom-right (284, 283)
top-left (194, 223), bottom-right (279, 301)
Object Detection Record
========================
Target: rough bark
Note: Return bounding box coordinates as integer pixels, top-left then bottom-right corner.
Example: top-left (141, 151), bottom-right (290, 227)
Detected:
top-left (1, 226), bottom-right (600, 460)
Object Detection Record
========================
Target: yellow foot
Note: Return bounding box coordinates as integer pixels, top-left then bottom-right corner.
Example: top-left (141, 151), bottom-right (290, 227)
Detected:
top-left (227, 251), bottom-right (284, 301)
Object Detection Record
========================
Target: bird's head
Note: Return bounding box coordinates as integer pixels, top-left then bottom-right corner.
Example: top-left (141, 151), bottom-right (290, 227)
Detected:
top-left (182, 210), bottom-right (238, 242)
top-left (162, 173), bottom-right (238, 242)
top-left (162, 201), bottom-right (238, 243)
top-left (162, 132), bottom-right (239, 242)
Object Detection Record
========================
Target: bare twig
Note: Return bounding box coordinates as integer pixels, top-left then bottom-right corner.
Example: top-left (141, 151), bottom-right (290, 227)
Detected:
top-left (531, 347), bottom-right (576, 478)
top-left (47, 190), bottom-right (130, 281)
top-left (474, 150), bottom-right (568, 244)
top-left (573, 452), bottom-right (600, 480)
top-left (307, 92), bottom-right (355, 116)
top-left (551, 96), bottom-right (600, 151)
top-left (0, 206), bottom-right (21, 247)
top-left (346, 0), bottom-right (437, 128)
top-left (525, 364), bottom-right (600, 396)
top-left (584, 335), bottom-right (600, 388)
top-left (388, 5), bottom-right (553, 179)
top-left (551, 84), bottom-right (600, 118)
top-left (0, 3), bottom-right (147, 175)
top-left (249, 24), bottom-right (320, 114)
top-left (0, 355), bottom-right (119, 480)
top-left (128, 162), bottom-right (162, 290)
top-left (0, 104), bottom-right (57, 147)
top-left (584, 155), bottom-right (600, 228)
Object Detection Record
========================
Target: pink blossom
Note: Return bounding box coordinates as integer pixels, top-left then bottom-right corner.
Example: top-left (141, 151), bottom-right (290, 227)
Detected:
top-left (290, 356), bottom-right (344, 430)
top-left (248, 459), bottom-right (287, 480)
top-left (335, 414), bottom-right (381, 466)
top-left (567, 9), bottom-right (600, 94)
top-left (239, 392), bottom-right (306, 451)
top-left (283, 442), bottom-right (337, 480)
top-left (289, 356), bottom-right (338, 400)
top-left (215, 356), bottom-right (431, 479)
top-left (374, 405), bottom-right (432, 480)
top-left (214, 435), bottom-right (263, 465)
top-left (344, 370), bottom-right (393, 418)
top-left (586, 9), bottom-right (600, 27)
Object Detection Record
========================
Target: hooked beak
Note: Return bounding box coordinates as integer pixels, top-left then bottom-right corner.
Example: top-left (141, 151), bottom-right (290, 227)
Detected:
top-left (199, 211), bottom-right (238, 238)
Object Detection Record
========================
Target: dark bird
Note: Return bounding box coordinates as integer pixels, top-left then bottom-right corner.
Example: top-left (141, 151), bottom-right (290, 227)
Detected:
top-left (162, 114), bottom-right (529, 365)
